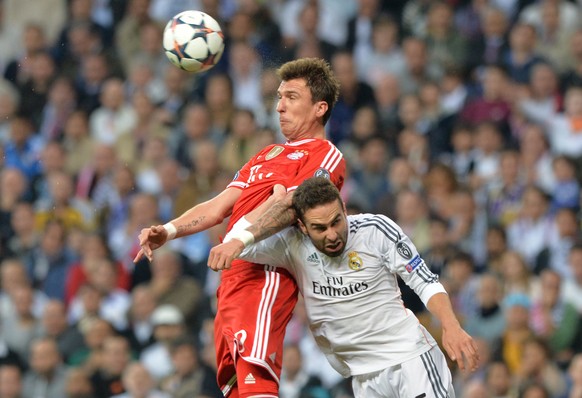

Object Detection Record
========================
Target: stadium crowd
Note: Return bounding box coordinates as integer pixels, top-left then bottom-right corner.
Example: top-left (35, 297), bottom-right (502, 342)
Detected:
top-left (0, 0), bottom-right (582, 397)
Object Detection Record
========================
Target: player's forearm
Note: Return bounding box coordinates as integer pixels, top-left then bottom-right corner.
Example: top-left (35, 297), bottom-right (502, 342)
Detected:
top-left (246, 197), bottom-right (297, 243)
top-left (168, 200), bottom-right (229, 238)
top-left (426, 292), bottom-right (462, 331)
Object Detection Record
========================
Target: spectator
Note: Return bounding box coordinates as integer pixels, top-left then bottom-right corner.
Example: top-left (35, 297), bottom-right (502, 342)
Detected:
top-left (355, 14), bottom-right (405, 87)
top-left (3, 116), bottom-right (44, 184)
top-left (561, 243), bottom-right (582, 313)
top-left (76, 53), bottom-right (113, 114)
top-left (34, 170), bottom-right (96, 232)
top-left (34, 299), bottom-right (85, 363)
top-left (159, 336), bottom-right (222, 398)
top-left (485, 150), bottom-right (526, 227)
top-left (464, 273), bottom-right (506, 346)
top-left (422, 2), bottom-right (468, 74)
top-left (145, 248), bottom-right (205, 334)
top-left (122, 285), bottom-right (156, 355)
top-left (219, 108), bottom-right (262, 175)
top-left (89, 335), bottom-right (131, 398)
top-left (530, 269), bottom-right (580, 363)
top-left (279, 343), bottom-right (328, 398)
top-left (68, 317), bottom-right (115, 373)
top-left (502, 22), bottom-right (547, 85)
top-left (65, 233), bottom-right (130, 305)
top-left (460, 65), bottom-right (512, 134)
top-left (140, 304), bottom-right (186, 381)
top-left (515, 336), bottom-right (567, 397)
top-left (441, 251), bottom-right (480, 323)
top-left (2, 285), bottom-right (39, 360)
top-left (26, 219), bottom-right (76, 301)
top-left (112, 362), bottom-right (170, 398)
top-left (548, 208), bottom-right (581, 278)
top-left (202, 73), bottom-right (235, 139)
top-left (565, 354), bottom-right (582, 398)
top-left (483, 361), bottom-right (513, 398)
top-left (89, 77), bottom-right (136, 146)
top-left (518, 123), bottom-right (555, 193)
top-left (507, 185), bottom-right (558, 271)
top-left (38, 77), bottom-right (78, 142)
top-left (5, 202), bottom-right (39, 266)
top-left (550, 155), bottom-right (580, 211)
top-left (532, 1), bottom-right (580, 71)
top-left (466, 6), bottom-right (510, 77)
top-left (0, 80), bottom-right (20, 143)
top-left (15, 52), bottom-right (57, 130)
top-left (61, 110), bottom-right (95, 177)
top-left (0, 364), bottom-right (23, 398)
top-left (108, 193), bottom-right (159, 270)
top-left (328, 50), bottom-right (376, 145)
top-left (518, 62), bottom-right (562, 126)
top-left (64, 367), bottom-right (96, 398)
top-left (68, 258), bottom-right (131, 331)
top-left (22, 337), bottom-right (68, 398)
top-left (75, 143), bottom-right (118, 209)
top-left (3, 24), bottom-right (48, 85)
top-left (114, 0), bottom-right (153, 74)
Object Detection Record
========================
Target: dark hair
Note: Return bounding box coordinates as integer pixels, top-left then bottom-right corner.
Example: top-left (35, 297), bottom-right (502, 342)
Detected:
top-left (292, 177), bottom-right (342, 221)
top-left (277, 58), bottom-right (340, 125)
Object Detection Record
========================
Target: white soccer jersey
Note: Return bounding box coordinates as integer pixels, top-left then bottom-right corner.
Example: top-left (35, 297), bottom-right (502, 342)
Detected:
top-left (240, 213), bottom-right (447, 378)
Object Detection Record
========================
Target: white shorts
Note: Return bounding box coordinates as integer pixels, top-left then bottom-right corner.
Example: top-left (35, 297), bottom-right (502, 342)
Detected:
top-left (352, 347), bottom-right (455, 398)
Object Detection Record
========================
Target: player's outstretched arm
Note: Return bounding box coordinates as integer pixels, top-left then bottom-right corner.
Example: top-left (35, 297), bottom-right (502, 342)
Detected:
top-left (208, 184), bottom-right (291, 270)
top-left (426, 292), bottom-right (480, 372)
top-left (134, 188), bottom-right (242, 263)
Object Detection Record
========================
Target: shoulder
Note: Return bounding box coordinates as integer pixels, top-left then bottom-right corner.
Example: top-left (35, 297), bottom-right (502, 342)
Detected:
top-left (348, 214), bottom-right (403, 243)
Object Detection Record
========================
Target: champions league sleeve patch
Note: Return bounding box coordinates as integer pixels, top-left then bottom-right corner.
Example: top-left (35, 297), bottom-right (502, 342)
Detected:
top-left (405, 255), bottom-right (423, 273)
top-left (233, 171), bottom-right (240, 181)
top-left (313, 168), bottom-right (330, 179)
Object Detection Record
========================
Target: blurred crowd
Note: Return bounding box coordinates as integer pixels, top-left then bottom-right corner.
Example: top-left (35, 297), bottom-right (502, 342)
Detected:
top-left (0, 0), bottom-right (582, 397)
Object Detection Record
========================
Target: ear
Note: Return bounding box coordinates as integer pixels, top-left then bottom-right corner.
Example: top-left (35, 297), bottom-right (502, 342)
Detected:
top-left (315, 101), bottom-right (328, 118)
top-left (298, 219), bottom-right (308, 235)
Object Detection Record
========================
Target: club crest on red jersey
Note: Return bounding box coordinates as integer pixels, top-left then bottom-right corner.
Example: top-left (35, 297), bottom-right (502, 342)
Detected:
top-left (287, 150), bottom-right (306, 160)
top-left (265, 146), bottom-right (284, 160)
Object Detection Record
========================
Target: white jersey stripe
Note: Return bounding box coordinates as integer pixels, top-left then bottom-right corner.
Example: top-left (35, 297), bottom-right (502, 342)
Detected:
top-left (327, 149), bottom-right (343, 172)
top-left (320, 143), bottom-right (340, 170)
top-left (252, 267), bottom-right (277, 358)
top-left (260, 270), bottom-right (280, 359)
top-left (322, 145), bottom-right (342, 172)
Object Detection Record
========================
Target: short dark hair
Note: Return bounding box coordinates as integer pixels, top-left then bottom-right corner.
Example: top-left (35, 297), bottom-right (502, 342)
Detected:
top-left (277, 58), bottom-right (340, 125)
top-left (292, 177), bottom-right (342, 221)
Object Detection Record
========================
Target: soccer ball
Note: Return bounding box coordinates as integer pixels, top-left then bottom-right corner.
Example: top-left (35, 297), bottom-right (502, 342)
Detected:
top-left (162, 10), bottom-right (225, 74)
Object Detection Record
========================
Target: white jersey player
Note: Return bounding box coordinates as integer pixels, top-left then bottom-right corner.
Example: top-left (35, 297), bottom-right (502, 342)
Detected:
top-left (210, 177), bottom-right (479, 398)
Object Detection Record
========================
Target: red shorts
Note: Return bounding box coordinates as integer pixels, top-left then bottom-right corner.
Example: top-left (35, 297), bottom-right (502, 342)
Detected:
top-left (214, 261), bottom-right (298, 397)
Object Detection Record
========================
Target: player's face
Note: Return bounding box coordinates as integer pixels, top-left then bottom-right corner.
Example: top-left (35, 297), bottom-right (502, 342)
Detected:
top-left (276, 78), bottom-right (328, 141)
top-left (299, 200), bottom-right (348, 257)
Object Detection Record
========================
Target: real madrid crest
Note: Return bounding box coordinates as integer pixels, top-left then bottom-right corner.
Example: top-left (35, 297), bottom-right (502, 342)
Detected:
top-left (265, 146), bottom-right (284, 160)
top-left (347, 251), bottom-right (363, 271)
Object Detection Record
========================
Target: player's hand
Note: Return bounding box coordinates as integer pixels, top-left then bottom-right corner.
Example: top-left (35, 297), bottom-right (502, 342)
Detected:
top-left (133, 225), bottom-right (169, 263)
top-left (208, 240), bottom-right (245, 271)
top-left (441, 325), bottom-right (479, 372)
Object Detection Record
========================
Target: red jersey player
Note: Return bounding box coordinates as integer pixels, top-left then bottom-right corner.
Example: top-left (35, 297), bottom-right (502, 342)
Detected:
top-left (134, 58), bottom-right (345, 398)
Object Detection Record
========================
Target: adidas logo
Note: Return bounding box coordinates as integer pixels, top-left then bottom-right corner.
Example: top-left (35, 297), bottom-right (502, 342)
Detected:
top-left (244, 373), bottom-right (256, 384)
top-left (269, 352), bottom-right (276, 363)
top-left (307, 253), bottom-right (319, 264)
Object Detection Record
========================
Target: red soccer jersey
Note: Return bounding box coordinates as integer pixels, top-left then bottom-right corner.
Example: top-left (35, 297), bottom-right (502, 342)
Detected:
top-left (226, 138), bottom-right (345, 232)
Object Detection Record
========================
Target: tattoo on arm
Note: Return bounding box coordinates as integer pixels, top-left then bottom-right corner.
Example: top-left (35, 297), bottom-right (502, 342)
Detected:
top-left (247, 201), bottom-right (296, 242)
top-left (177, 216), bottom-right (206, 235)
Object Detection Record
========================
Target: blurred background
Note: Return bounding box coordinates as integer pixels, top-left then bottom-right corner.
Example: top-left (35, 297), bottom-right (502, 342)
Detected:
top-left (0, 0), bottom-right (582, 397)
